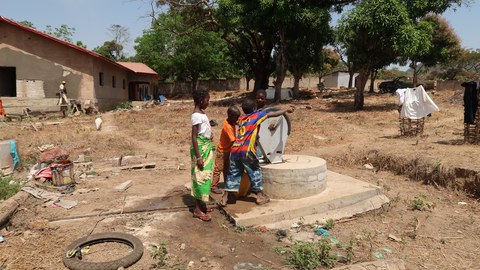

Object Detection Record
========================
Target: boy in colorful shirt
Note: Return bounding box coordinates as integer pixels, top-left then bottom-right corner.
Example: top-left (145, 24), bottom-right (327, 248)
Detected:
top-left (219, 99), bottom-right (294, 206)
top-left (211, 106), bottom-right (241, 194)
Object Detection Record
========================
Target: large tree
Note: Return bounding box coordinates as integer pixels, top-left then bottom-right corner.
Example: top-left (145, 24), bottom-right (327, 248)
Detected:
top-left (409, 14), bottom-right (461, 85)
top-left (337, 0), bottom-right (460, 110)
top-left (135, 11), bottom-right (240, 91)
top-left (156, 0), bottom-right (354, 97)
top-left (94, 25), bottom-right (131, 60)
top-left (45, 24), bottom-right (76, 43)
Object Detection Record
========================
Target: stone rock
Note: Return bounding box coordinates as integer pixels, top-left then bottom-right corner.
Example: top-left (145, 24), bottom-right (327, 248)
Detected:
top-left (121, 155), bottom-right (147, 166)
top-left (234, 262), bottom-right (264, 270)
top-left (77, 155), bottom-right (85, 163)
top-left (114, 180), bottom-right (132, 192)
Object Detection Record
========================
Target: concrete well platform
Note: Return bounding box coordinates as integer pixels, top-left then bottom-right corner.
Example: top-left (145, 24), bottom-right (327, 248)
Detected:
top-left (217, 170), bottom-right (389, 229)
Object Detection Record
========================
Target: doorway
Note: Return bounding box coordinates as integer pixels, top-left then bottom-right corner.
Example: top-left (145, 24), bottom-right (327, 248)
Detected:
top-left (0, 67), bottom-right (16, 97)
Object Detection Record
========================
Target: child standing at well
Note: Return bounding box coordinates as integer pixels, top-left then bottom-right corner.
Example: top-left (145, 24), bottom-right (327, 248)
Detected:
top-left (190, 90), bottom-right (214, 221)
top-left (220, 99), bottom-right (294, 206)
top-left (211, 106), bottom-right (241, 194)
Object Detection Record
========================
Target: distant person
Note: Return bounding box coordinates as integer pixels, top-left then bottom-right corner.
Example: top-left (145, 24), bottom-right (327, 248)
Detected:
top-left (58, 81), bottom-right (69, 117)
top-left (219, 99), bottom-right (294, 207)
top-left (255, 89), bottom-right (267, 111)
top-left (190, 90), bottom-right (214, 222)
top-left (0, 98), bottom-right (5, 116)
top-left (211, 106), bottom-right (241, 194)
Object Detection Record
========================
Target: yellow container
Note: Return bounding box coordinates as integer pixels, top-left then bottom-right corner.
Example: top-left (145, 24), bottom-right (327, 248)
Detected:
top-left (237, 171), bottom-right (251, 197)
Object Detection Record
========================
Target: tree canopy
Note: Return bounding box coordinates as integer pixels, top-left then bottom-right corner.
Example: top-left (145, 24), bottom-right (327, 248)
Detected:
top-left (135, 11), bottom-right (241, 91)
top-left (337, 0), bottom-right (461, 110)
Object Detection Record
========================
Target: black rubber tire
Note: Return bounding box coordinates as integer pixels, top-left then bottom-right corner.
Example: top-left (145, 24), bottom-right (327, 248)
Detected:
top-left (63, 232), bottom-right (144, 270)
top-left (263, 106), bottom-right (292, 135)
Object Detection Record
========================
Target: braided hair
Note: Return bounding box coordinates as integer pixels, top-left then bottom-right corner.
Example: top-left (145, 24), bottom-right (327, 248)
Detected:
top-left (192, 90), bottom-right (209, 105)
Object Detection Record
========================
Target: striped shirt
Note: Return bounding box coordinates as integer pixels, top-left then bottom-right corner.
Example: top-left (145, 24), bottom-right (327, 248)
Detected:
top-left (230, 110), bottom-right (268, 160)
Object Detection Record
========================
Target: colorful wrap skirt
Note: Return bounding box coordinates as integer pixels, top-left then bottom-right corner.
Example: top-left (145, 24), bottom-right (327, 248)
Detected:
top-left (190, 135), bottom-right (213, 202)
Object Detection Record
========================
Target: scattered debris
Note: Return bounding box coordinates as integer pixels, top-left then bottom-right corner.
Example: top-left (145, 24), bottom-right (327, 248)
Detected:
top-left (51, 199), bottom-right (77, 209)
top-left (95, 117), bottom-right (103, 130)
top-left (314, 227), bottom-right (330, 236)
top-left (364, 163), bottom-right (375, 170)
top-left (22, 186), bottom-right (77, 210)
top-left (234, 262), bottom-right (264, 270)
top-left (37, 144), bottom-right (55, 152)
top-left (388, 234), bottom-right (402, 242)
top-left (119, 163), bottom-right (156, 170)
top-left (114, 180), bottom-right (133, 192)
top-left (313, 135), bottom-right (327, 140)
top-left (40, 147), bottom-right (69, 163)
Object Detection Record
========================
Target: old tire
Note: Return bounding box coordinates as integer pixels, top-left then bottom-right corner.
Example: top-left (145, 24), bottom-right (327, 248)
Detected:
top-left (63, 232), bottom-right (144, 270)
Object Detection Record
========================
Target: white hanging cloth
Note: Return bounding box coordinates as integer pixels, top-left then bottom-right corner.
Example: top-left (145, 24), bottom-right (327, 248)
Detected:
top-left (399, 85), bottom-right (439, 119)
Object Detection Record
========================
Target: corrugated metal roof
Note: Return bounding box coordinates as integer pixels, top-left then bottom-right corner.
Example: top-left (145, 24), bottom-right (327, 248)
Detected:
top-left (0, 16), bottom-right (129, 71)
top-left (117, 62), bottom-right (158, 75)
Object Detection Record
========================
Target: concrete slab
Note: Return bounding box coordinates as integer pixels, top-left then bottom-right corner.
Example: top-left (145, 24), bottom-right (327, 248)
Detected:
top-left (218, 170), bottom-right (389, 229)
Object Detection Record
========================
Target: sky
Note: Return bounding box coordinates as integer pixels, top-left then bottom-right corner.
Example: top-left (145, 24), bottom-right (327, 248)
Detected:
top-left (1, 0), bottom-right (480, 57)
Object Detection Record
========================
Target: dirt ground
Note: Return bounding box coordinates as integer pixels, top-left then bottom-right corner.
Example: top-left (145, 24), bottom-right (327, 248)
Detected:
top-left (0, 88), bottom-right (479, 270)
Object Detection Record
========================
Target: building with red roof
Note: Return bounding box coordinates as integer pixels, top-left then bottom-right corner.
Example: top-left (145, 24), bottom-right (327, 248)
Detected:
top-left (0, 16), bottom-right (159, 114)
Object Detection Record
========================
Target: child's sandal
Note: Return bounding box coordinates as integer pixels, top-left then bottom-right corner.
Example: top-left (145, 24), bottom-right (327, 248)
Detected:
top-left (194, 210), bottom-right (211, 222)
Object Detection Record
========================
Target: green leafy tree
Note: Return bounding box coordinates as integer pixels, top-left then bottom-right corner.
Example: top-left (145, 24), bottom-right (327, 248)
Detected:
top-left (434, 48), bottom-right (480, 80)
top-left (45, 24), bottom-right (76, 43)
top-left (409, 14), bottom-right (461, 85)
top-left (18, 20), bottom-right (35, 28)
top-left (156, 0), bottom-right (354, 98)
top-left (311, 48), bottom-right (341, 88)
top-left (135, 11), bottom-right (240, 91)
top-left (337, 0), bottom-right (460, 110)
top-left (76, 41), bottom-right (87, 49)
top-left (93, 40), bottom-right (124, 60)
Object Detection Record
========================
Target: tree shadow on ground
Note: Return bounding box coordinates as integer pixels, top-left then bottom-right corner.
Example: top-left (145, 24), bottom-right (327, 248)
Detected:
top-left (316, 100), bottom-right (397, 113)
top-left (435, 139), bottom-right (465, 145)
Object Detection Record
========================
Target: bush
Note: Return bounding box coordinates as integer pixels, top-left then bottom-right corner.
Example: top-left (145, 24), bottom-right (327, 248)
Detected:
top-left (0, 175), bottom-right (21, 200)
top-left (279, 239), bottom-right (336, 269)
top-left (116, 101), bottom-right (133, 110)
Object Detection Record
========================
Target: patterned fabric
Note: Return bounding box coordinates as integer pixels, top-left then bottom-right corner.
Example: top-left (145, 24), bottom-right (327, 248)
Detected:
top-left (230, 110), bottom-right (268, 160)
top-left (190, 135), bottom-right (213, 202)
top-left (224, 152), bottom-right (263, 192)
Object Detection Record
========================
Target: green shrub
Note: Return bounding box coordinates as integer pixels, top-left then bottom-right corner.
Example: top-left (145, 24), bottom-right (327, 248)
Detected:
top-left (116, 101), bottom-right (133, 110)
top-left (0, 175), bottom-right (21, 200)
top-left (150, 241), bottom-right (169, 268)
top-left (281, 239), bottom-right (336, 269)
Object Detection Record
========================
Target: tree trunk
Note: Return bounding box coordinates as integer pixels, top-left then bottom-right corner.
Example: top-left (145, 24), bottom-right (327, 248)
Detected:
top-left (191, 75), bottom-right (199, 92)
top-left (369, 69), bottom-right (377, 93)
top-left (293, 73), bottom-right (301, 99)
top-left (411, 61), bottom-right (423, 87)
top-left (354, 70), bottom-right (369, 110)
top-left (348, 69), bottom-right (355, 89)
top-left (274, 30), bottom-right (288, 103)
top-left (253, 72), bottom-right (270, 92)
